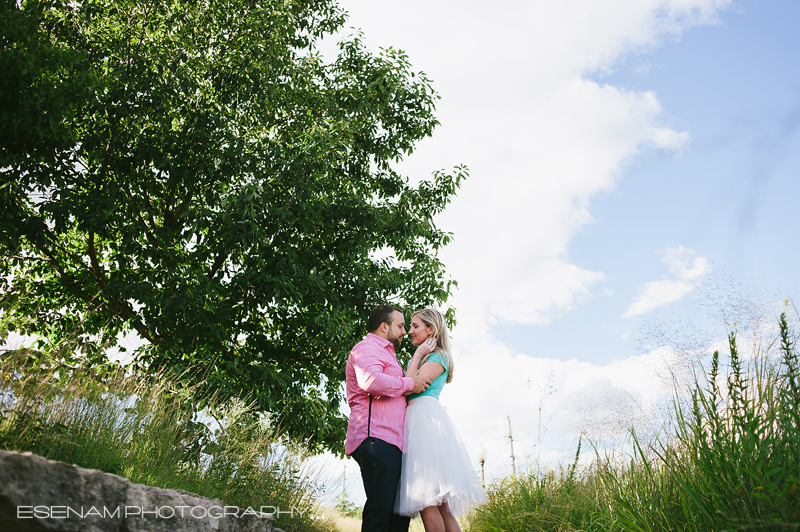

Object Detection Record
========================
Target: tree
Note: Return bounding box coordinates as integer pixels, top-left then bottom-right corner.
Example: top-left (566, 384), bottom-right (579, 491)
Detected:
top-left (0, 0), bottom-right (465, 452)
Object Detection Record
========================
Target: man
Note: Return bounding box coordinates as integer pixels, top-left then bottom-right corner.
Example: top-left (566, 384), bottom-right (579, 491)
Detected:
top-left (346, 305), bottom-right (432, 532)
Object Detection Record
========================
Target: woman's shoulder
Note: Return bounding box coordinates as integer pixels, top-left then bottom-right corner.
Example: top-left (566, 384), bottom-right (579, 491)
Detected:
top-left (427, 351), bottom-right (448, 369)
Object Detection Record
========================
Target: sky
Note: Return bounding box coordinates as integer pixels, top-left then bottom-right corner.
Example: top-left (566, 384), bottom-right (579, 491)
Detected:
top-left (4, 0), bottom-right (796, 512)
top-left (312, 0), bottom-right (800, 508)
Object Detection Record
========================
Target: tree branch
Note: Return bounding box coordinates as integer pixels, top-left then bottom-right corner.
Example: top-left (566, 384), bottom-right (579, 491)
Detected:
top-left (207, 251), bottom-right (229, 281)
top-left (87, 232), bottom-right (108, 292)
top-left (3, 254), bottom-right (50, 262)
top-left (86, 232), bottom-right (159, 344)
top-left (123, 183), bottom-right (159, 246)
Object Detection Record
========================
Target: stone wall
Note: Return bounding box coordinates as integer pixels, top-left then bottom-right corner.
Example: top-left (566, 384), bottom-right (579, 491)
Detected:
top-left (0, 450), bottom-right (282, 532)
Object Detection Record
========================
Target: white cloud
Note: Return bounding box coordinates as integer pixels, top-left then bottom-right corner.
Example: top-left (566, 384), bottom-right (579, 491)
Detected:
top-left (322, 0), bottom-right (732, 503)
top-left (624, 246), bottom-right (711, 317)
top-left (332, 0), bottom-right (728, 329)
top-left (649, 127), bottom-right (691, 152)
top-left (426, 339), bottom-right (678, 480)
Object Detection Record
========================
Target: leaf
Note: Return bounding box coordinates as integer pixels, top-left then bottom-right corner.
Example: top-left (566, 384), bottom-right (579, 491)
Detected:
top-left (0, 0), bottom-right (464, 454)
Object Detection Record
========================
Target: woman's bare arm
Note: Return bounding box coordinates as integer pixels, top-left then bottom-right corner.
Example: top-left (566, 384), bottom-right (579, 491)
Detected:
top-left (405, 338), bottom-right (437, 377)
top-left (417, 359), bottom-right (445, 381)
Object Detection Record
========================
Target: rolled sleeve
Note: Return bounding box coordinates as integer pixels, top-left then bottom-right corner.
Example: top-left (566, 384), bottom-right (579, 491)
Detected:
top-left (353, 351), bottom-right (414, 397)
top-left (346, 334), bottom-right (411, 454)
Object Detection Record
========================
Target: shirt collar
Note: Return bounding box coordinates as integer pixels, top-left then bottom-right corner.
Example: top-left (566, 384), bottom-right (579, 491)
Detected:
top-left (366, 332), bottom-right (394, 351)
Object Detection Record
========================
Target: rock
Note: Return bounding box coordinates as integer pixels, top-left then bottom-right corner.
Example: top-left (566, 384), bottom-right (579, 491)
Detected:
top-left (0, 450), bottom-right (280, 532)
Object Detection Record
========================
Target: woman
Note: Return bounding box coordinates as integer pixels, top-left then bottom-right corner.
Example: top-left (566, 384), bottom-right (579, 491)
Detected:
top-left (394, 308), bottom-right (487, 532)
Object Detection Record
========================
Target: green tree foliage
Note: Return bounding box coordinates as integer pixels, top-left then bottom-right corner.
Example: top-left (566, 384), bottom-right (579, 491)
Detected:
top-left (0, 0), bottom-right (465, 452)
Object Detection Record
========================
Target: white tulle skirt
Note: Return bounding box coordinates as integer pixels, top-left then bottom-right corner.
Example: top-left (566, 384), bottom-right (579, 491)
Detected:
top-left (394, 396), bottom-right (488, 518)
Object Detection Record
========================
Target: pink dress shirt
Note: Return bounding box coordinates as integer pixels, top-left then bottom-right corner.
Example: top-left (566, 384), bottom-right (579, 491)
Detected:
top-left (345, 333), bottom-right (415, 455)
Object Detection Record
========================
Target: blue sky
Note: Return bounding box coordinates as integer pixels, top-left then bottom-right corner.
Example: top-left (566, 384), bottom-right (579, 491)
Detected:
top-left (315, 0), bottom-right (800, 507)
top-left (503, 0), bottom-right (800, 363)
top-left (3, 0), bottom-right (796, 512)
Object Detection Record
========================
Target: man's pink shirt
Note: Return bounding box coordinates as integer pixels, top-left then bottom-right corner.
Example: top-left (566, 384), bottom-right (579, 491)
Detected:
top-left (345, 333), bottom-right (414, 455)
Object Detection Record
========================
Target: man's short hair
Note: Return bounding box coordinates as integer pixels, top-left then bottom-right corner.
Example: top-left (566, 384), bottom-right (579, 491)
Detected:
top-left (368, 305), bottom-right (401, 333)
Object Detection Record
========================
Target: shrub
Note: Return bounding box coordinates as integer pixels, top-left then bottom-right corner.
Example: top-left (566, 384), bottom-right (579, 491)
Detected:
top-left (0, 352), bottom-right (333, 532)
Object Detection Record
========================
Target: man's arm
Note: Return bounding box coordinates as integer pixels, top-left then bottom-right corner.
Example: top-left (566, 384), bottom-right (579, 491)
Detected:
top-left (353, 349), bottom-right (430, 397)
top-left (405, 372), bottom-right (432, 395)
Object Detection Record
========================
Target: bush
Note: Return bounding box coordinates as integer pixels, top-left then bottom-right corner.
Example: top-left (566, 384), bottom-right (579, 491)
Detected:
top-left (466, 312), bottom-right (800, 531)
top-left (466, 440), bottom-right (612, 532)
top-left (0, 352), bottom-right (333, 532)
top-left (605, 313), bottom-right (800, 530)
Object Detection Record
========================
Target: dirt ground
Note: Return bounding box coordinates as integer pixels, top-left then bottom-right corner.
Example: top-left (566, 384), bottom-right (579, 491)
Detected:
top-left (332, 515), bottom-right (362, 532)
top-left (332, 516), bottom-right (427, 532)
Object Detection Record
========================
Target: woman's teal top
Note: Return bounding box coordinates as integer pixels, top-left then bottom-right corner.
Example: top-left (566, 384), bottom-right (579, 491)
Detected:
top-left (407, 352), bottom-right (448, 401)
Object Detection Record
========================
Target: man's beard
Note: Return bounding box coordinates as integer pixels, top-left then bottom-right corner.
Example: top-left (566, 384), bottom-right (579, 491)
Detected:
top-left (389, 336), bottom-right (402, 350)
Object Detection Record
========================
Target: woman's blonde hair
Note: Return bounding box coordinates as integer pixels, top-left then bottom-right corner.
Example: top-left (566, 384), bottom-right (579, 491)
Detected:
top-left (413, 308), bottom-right (454, 383)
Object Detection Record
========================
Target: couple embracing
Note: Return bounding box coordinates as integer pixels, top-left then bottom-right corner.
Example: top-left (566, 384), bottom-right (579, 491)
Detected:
top-left (345, 305), bottom-right (487, 532)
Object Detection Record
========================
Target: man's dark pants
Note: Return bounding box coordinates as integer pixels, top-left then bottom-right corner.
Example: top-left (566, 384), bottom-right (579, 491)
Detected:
top-left (351, 437), bottom-right (410, 532)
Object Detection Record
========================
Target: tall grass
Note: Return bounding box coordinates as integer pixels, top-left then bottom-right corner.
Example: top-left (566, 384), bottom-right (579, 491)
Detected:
top-left (466, 313), bottom-right (800, 531)
top-left (468, 441), bottom-right (615, 532)
top-left (0, 352), bottom-right (333, 532)
top-left (607, 313), bottom-right (800, 531)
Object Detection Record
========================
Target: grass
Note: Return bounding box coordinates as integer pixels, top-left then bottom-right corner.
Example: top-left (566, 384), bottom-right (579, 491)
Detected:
top-left (332, 514), bottom-right (363, 532)
top-left (0, 351), bottom-right (334, 532)
top-left (4, 313), bottom-right (797, 532)
top-left (467, 442), bottom-right (613, 532)
top-left (465, 313), bottom-right (800, 531)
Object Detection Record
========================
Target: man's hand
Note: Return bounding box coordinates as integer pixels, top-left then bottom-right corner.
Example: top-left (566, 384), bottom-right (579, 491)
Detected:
top-left (409, 373), bottom-right (432, 395)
